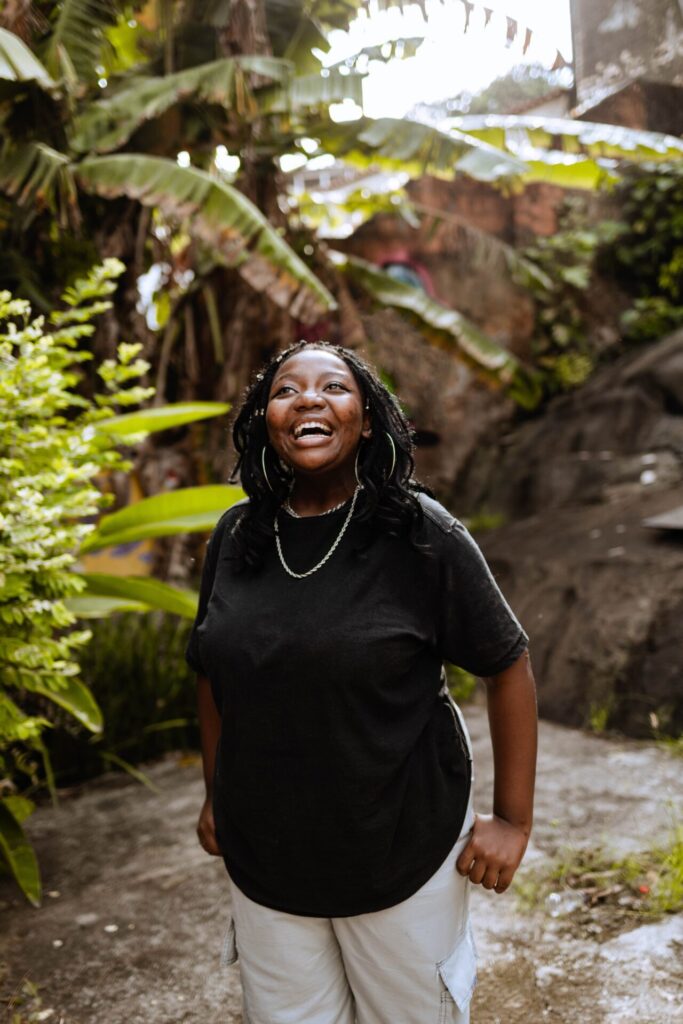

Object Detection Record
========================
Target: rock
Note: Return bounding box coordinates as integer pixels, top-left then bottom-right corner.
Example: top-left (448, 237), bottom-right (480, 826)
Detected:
top-left (454, 329), bottom-right (683, 737)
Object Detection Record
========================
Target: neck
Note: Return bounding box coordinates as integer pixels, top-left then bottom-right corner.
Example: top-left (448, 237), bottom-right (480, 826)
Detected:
top-left (287, 471), bottom-right (357, 517)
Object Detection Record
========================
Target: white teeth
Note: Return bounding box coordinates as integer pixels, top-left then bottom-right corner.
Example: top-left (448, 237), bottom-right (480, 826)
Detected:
top-left (294, 421), bottom-right (332, 439)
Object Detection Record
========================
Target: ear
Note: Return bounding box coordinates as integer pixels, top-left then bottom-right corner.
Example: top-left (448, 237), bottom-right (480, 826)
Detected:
top-left (361, 404), bottom-right (372, 439)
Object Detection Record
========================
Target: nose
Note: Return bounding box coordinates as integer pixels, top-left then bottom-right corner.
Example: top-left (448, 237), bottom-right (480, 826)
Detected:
top-left (294, 386), bottom-right (325, 408)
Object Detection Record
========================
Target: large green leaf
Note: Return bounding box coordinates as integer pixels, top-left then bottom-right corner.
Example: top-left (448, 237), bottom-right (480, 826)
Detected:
top-left (40, 0), bottom-right (118, 83)
top-left (76, 155), bottom-right (335, 322)
top-left (258, 68), bottom-right (364, 115)
top-left (64, 594), bottom-right (149, 617)
top-left (81, 484), bottom-right (245, 551)
top-left (0, 801), bottom-right (41, 907)
top-left (0, 27), bottom-right (57, 90)
top-left (72, 56), bottom-right (292, 154)
top-left (452, 115), bottom-right (683, 163)
top-left (335, 252), bottom-right (520, 381)
top-left (23, 676), bottom-right (103, 733)
top-left (75, 573), bottom-right (198, 618)
top-left (0, 142), bottom-right (73, 208)
top-left (320, 117), bottom-right (528, 182)
top-left (95, 401), bottom-right (231, 438)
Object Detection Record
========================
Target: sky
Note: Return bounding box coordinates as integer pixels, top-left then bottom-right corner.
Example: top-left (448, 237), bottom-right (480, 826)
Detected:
top-left (323, 0), bottom-right (574, 119)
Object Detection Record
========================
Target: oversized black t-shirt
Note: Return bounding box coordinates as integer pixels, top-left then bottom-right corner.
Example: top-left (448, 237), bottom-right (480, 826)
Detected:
top-left (185, 490), bottom-right (528, 917)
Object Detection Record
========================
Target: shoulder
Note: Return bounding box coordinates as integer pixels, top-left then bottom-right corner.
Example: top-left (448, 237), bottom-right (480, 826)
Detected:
top-left (416, 491), bottom-right (466, 538)
top-left (415, 492), bottom-right (489, 568)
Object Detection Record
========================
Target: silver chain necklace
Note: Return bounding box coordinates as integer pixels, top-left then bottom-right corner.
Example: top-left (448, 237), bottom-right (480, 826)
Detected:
top-left (274, 485), bottom-right (360, 579)
top-left (282, 496), bottom-right (348, 518)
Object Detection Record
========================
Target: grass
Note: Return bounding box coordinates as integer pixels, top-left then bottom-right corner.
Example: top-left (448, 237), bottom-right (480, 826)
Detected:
top-left (514, 823), bottom-right (683, 922)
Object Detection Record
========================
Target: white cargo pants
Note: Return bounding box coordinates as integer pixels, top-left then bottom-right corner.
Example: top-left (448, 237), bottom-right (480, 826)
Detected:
top-left (221, 704), bottom-right (477, 1024)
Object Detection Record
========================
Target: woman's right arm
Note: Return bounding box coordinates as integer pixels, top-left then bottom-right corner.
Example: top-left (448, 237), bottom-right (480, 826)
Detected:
top-left (196, 673), bottom-right (222, 856)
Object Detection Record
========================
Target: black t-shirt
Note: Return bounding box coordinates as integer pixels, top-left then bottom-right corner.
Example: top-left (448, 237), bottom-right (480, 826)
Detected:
top-left (185, 490), bottom-right (528, 917)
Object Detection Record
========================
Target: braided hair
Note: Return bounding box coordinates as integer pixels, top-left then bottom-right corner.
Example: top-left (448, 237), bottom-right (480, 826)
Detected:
top-left (228, 340), bottom-right (430, 572)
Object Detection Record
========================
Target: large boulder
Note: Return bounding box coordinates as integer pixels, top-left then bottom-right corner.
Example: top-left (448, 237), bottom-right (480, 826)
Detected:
top-left (454, 330), bottom-right (683, 737)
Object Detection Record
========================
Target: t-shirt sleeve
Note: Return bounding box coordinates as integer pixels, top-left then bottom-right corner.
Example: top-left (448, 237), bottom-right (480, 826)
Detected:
top-left (436, 518), bottom-right (528, 677)
top-left (185, 530), bottom-right (219, 675)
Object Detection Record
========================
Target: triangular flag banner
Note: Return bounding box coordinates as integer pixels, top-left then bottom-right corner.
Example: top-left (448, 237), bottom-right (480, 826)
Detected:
top-left (552, 48), bottom-right (569, 70)
top-left (462, 0), bottom-right (475, 32)
top-left (483, 6), bottom-right (493, 27)
top-left (506, 15), bottom-right (518, 46)
top-left (523, 26), bottom-right (533, 55)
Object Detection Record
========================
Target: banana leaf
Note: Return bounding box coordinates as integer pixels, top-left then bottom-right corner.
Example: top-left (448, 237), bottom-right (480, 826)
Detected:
top-left (81, 484), bottom-right (245, 551)
top-left (0, 27), bottom-right (57, 90)
top-left (451, 115), bottom-right (683, 163)
top-left (319, 117), bottom-right (528, 182)
top-left (339, 252), bottom-right (543, 408)
top-left (76, 155), bottom-right (336, 322)
top-left (94, 401), bottom-right (230, 438)
top-left (0, 801), bottom-right (41, 907)
top-left (39, 0), bottom-right (118, 83)
top-left (0, 142), bottom-right (74, 208)
top-left (75, 573), bottom-right (198, 618)
top-left (257, 68), bottom-right (364, 115)
top-left (72, 55), bottom-right (292, 153)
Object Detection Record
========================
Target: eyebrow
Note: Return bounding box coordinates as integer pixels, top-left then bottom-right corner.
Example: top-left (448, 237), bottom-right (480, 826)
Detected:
top-left (271, 368), bottom-right (354, 387)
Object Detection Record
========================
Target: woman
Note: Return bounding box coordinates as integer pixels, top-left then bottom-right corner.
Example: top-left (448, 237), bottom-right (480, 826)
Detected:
top-left (186, 340), bottom-right (537, 1024)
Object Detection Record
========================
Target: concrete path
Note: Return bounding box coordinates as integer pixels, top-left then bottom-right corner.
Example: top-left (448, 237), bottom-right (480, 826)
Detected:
top-left (1, 704), bottom-right (681, 1023)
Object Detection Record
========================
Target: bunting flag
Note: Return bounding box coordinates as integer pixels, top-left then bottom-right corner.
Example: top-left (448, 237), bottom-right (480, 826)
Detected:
top-left (448, 1), bottom-right (568, 70)
top-left (364, 0), bottom-right (569, 74)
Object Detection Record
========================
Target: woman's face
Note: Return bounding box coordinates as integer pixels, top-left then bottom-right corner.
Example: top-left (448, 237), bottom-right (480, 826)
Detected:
top-left (265, 348), bottom-right (371, 480)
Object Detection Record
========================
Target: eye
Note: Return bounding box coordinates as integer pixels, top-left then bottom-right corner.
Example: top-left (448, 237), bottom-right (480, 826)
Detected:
top-left (272, 384), bottom-right (296, 397)
top-left (325, 381), bottom-right (349, 391)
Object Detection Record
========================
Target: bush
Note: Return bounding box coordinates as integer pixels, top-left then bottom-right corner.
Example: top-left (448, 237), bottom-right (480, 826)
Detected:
top-left (0, 259), bottom-right (153, 905)
top-left (45, 611), bottom-right (198, 786)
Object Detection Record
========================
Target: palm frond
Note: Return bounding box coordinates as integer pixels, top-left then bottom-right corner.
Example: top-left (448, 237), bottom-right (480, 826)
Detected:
top-left (0, 141), bottom-right (75, 213)
top-left (452, 115), bottom-right (683, 163)
top-left (258, 67), bottom-right (364, 115)
top-left (0, 25), bottom-right (57, 92)
top-left (40, 0), bottom-right (118, 83)
top-left (334, 252), bottom-right (519, 380)
top-left (319, 117), bottom-right (528, 182)
top-left (72, 55), bottom-right (293, 154)
top-left (76, 154), bottom-right (336, 321)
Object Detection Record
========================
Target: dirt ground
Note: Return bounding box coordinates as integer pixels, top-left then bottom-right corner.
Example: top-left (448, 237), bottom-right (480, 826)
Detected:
top-left (2, 703), bottom-right (682, 1024)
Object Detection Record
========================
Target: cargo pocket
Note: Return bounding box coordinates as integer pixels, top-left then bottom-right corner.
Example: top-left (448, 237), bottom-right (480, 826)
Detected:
top-left (219, 915), bottom-right (238, 968)
top-left (437, 923), bottom-right (477, 1022)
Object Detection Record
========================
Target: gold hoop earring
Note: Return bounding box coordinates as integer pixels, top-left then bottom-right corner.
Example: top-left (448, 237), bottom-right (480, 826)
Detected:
top-left (385, 432), bottom-right (396, 480)
top-left (261, 446), bottom-right (274, 493)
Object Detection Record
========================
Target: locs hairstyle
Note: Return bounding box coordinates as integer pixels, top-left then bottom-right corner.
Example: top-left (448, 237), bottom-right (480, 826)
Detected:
top-left (228, 340), bottom-right (429, 572)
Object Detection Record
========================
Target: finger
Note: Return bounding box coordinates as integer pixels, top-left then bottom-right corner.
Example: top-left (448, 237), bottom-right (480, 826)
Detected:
top-left (494, 866), bottom-right (514, 894)
top-left (468, 858), bottom-right (487, 886)
top-left (481, 865), bottom-right (500, 891)
top-left (456, 841), bottom-right (476, 876)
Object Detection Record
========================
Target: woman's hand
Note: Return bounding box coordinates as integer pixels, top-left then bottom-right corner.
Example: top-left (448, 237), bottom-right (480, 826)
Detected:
top-left (455, 812), bottom-right (529, 893)
top-left (197, 796), bottom-right (222, 856)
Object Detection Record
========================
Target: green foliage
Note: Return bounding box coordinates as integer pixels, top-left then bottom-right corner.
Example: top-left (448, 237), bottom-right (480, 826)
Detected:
top-left (604, 163), bottom-right (683, 342)
top-left (445, 664), bottom-right (478, 704)
top-left (521, 199), bottom-right (625, 395)
top-left (0, 258), bottom-right (155, 905)
top-left (515, 824), bottom-right (683, 920)
top-left (45, 611), bottom-right (199, 786)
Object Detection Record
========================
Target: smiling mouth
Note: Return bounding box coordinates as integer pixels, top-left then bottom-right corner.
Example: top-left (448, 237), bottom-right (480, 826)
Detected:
top-left (292, 421), bottom-right (333, 440)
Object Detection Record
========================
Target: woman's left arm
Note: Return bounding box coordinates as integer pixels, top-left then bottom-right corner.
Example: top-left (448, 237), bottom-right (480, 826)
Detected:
top-left (456, 649), bottom-right (538, 894)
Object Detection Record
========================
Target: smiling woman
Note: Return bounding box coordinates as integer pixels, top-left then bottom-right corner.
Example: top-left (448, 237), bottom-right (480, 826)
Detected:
top-left (185, 340), bottom-right (538, 1024)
